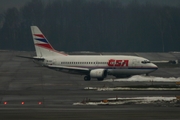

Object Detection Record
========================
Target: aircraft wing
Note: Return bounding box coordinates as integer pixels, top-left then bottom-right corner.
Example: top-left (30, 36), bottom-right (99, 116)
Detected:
top-left (47, 65), bottom-right (90, 75)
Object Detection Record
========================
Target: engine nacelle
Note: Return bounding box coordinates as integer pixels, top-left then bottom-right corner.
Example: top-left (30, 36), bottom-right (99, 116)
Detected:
top-left (90, 69), bottom-right (107, 78)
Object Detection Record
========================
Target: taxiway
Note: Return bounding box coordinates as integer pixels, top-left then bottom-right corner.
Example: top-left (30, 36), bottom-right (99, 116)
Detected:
top-left (0, 51), bottom-right (180, 120)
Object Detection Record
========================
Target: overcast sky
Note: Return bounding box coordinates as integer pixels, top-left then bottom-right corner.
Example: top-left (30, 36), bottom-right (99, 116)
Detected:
top-left (0, 0), bottom-right (180, 11)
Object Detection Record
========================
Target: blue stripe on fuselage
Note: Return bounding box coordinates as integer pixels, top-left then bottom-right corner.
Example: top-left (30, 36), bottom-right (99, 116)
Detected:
top-left (64, 66), bottom-right (158, 70)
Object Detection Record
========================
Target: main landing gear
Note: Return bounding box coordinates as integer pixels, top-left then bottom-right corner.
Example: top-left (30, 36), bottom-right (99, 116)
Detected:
top-left (84, 76), bottom-right (104, 81)
top-left (84, 75), bottom-right (91, 81)
top-left (146, 73), bottom-right (149, 76)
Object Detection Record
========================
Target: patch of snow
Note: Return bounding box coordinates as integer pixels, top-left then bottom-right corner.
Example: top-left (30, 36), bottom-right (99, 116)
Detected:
top-left (104, 75), bottom-right (180, 82)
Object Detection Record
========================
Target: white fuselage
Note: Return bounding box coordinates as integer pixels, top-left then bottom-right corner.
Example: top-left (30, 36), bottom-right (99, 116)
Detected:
top-left (42, 55), bottom-right (158, 77)
top-left (30, 26), bottom-right (158, 81)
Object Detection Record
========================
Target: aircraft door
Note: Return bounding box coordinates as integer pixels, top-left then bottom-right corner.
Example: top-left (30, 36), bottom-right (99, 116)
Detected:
top-left (53, 59), bottom-right (58, 65)
top-left (132, 59), bottom-right (137, 66)
top-left (96, 61), bottom-right (99, 67)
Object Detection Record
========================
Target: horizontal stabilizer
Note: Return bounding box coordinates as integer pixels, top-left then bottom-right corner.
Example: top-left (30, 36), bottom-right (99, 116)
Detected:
top-left (16, 55), bottom-right (44, 60)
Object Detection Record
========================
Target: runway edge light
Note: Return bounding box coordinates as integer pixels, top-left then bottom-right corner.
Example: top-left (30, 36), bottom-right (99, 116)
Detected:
top-left (38, 102), bottom-right (42, 105)
top-left (176, 96), bottom-right (180, 100)
top-left (4, 102), bottom-right (7, 105)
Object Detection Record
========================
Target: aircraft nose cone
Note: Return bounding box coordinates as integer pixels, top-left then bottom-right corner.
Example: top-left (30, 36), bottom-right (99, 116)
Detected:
top-left (152, 63), bottom-right (158, 70)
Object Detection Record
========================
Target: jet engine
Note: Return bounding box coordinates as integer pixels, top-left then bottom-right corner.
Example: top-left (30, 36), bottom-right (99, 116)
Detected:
top-left (90, 69), bottom-right (107, 79)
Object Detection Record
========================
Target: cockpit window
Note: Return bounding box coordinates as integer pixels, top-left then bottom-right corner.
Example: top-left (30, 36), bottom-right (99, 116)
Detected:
top-left (141, 60), bottom-right (151, 64)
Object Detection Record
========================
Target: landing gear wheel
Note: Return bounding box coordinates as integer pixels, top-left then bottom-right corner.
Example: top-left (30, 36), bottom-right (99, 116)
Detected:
top-left (84, 75), bottom-right (91, 81)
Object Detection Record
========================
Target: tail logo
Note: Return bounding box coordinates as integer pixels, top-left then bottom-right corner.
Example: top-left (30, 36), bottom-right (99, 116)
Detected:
top-left (34, 34), bottom-right (54, 50)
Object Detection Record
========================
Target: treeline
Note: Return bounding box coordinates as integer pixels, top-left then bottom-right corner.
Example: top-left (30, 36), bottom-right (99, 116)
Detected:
top-left (0, 0), bottom-right (180, 52)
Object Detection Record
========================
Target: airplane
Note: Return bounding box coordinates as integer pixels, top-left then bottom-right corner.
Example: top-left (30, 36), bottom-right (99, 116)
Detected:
top-left (18, 26), bottom-right (158, 81)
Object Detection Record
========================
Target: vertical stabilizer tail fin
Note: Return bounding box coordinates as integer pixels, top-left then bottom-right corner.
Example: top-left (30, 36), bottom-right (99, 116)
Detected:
top-left (31, 26), bottom-right (67, 57)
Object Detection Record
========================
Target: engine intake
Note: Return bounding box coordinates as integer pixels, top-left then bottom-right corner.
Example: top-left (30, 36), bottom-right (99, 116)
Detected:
top-left (90, 69), bottom-right (107, 78)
